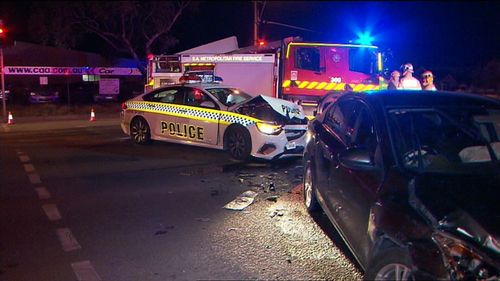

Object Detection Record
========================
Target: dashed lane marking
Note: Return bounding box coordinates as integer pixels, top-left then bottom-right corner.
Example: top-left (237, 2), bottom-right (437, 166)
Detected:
top-left (24, 164), bottom-right (35, 173)
top-left (71, 261), bottom-right (102, 281)
top-left (27, 173), bottom-right (42, 185)
top-left (19, 155), bottom-right (30, 163)
top-left (35, 187), bottom-right (51, 200)
top-left (56, 228), bottom-right (82, 252)
top-left (42, 204), bottom-right (62, 221)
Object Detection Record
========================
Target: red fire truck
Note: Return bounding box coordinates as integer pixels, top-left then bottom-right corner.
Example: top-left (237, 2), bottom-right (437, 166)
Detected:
top-left (145, 37), bottom-right (384, 116)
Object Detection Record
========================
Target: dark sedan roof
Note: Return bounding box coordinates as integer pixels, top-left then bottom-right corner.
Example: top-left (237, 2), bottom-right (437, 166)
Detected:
top-left (347, 90), bottom-right (500, 108)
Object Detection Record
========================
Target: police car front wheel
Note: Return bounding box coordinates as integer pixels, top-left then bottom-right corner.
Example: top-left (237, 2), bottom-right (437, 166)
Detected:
top-left (130, 117), bottom-right (152, 144)
top-left (225, 126), bottom-right (252, 161)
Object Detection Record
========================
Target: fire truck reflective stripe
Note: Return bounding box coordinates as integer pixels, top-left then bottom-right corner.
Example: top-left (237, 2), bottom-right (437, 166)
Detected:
top-left (374, 85), bottom-right (380, 90)
top-left (126, 101), bottom-right (259, 127)
top-left (315, 82), bottom-right (328, 90)
top-left (298, 81), bottom-right (310, 88)
top-left (364, 85), bottom-right (375, 91)
top-left (306, 82), bottom-right (318, 89)
top-left (325, 83), bottom-right (337, 90)
top-left (334, 83), bottom-right (345, 90)
top-left (353, 84), bottom-right (365, 92)
top-left (282, 80), bottom-right (291, 87)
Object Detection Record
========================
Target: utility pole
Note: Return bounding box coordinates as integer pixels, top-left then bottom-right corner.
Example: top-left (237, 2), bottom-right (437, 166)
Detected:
top-left (1, 47), bottom-right (5, 123)
top-left (253, 1), bottom-right (259, 46)
top-left (0, 19), bottom-right (6, 122)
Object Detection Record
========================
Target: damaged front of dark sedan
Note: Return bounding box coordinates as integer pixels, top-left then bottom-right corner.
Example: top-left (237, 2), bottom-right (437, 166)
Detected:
top-left (303, 91), bottom-right (500, 280)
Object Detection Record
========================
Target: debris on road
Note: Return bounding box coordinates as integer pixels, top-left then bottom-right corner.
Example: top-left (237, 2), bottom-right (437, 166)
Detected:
top-left (154, 225), bottom-right (174, 235)
top-left (196, 218), bottom-right (211, 222)
top-left (269, 207), bottom-right (287, 218)
top-left (269, 181), bottom-right (276, 192)
top-left (210, 190), bottom-right (219, 196)
top-left (266, 195), bottom-right (279, 202)
top-left (223, 190), bottom-right (258, 211)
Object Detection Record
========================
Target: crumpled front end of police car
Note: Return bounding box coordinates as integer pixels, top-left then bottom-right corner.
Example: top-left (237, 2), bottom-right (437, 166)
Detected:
top-left (235, 95), bottom-right (308, 159)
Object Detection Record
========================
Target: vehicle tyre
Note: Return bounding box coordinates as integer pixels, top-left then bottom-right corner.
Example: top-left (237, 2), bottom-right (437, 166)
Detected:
top-left (225, 125), bottom-right (252, 161)
top-left (304, 159), bottom-right (321, 212)
top-left (130, 117), bottom-right (152, 144)
top-left (364, 247), bottom-right (415, 281)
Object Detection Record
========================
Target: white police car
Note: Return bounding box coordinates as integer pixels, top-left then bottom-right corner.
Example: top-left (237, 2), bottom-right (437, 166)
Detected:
top-left (120, 83), bottom-right (308, 160)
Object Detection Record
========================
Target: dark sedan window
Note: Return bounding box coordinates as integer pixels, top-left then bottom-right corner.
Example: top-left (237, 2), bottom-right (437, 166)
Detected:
top-left (389, 108), bottom-right (500, 171)
top-left (324, 99), bottom-right (358, 142)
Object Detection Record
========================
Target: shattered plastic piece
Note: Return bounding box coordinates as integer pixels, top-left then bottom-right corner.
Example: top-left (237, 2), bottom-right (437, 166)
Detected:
top-left (269, 181), bottom-right (276, 192)
top-left (239, 178), bottom-right (244, 183)
top-left (238, 173), bottom-right (256, 178)
top-left (180, 172), bottom-right (192, 176)
top-left (223, 190), bottom-right (258, 211)
top-left (266, 195), bottom-right (279, 202)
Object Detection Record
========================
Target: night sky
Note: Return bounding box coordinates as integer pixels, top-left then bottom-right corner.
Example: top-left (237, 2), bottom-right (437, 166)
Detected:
top-left (171, 1), bottom-right (500, 79)
top-left (1, 1), bottom-right (499, 82)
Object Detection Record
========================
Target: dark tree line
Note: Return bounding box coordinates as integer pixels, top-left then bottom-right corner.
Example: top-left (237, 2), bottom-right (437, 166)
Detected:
top-left (27, 1), bottom-right (195, 74)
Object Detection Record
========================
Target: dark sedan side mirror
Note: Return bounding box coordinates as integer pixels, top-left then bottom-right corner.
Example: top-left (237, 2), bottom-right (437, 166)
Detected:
top-left (338, 148), bottom-right (376, 171)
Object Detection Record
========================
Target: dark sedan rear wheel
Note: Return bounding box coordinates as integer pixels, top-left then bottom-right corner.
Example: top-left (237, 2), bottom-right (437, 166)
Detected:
top-left (364, 248), bottom-right (415, 281)
top-left (225, 126), bottom-right (252, 161)
top-left (130, 117), bottom-right (151, 144)
top-left (304, 160), bottom-right (321, 212)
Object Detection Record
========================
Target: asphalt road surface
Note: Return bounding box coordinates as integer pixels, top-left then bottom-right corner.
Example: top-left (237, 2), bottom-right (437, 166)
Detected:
top-left (0, 117), bottom-right (362, 281)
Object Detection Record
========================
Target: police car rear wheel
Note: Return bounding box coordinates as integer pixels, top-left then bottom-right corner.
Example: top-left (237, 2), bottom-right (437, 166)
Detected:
top-left (131, 117), bottom-right (151, 144)
top-left (226, 126), bottom-right (252, 161)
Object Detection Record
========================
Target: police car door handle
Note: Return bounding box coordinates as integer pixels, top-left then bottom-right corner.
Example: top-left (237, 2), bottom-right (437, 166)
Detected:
top-left (147, 104), bottom-right (156, 108)
top-left (178, 109), bottom-right (187, 113)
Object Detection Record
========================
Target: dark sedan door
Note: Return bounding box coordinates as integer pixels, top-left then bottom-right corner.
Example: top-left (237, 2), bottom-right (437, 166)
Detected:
top-left (323, 99), bottom-right (384, 265)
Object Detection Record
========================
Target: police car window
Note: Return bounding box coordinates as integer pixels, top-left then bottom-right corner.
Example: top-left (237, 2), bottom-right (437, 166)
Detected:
top-left (143, 88), bottom-right (184, 104)
top-left (184, 88), bottom-right (219, 109)
top-left (296, 47), bottom-right (320, 72)
top-left (205, 88), bottom-right (252, 106)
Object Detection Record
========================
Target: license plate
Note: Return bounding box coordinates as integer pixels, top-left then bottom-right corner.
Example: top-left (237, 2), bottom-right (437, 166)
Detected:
top-left (286, 142), bottom-right (296, 150)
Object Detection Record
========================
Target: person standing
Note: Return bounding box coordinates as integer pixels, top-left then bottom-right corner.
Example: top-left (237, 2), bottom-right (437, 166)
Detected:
top-left (422, 70), bottom-right (437, 91)
top-left (387, 70), bottom-right (402, 90)
top-left (400, 63), bottom-right (422, 90)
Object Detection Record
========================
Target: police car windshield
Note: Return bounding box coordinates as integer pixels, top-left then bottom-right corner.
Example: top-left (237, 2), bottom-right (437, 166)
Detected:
top-left (205, 88), bottom-right (252, 106)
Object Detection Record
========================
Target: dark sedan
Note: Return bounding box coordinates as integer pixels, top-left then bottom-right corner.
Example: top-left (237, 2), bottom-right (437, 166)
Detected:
top-left (303, 90), bottom-right (499, 280)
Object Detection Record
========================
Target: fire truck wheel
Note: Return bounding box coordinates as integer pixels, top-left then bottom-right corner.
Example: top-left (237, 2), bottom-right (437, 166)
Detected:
top-left (130, 117), bottom-right (152, 145)
top-left (225, 125), bottom-right (252, 161)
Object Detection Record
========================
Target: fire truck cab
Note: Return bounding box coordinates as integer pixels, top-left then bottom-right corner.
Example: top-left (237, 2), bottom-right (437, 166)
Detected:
top-left (280, 42), bottom-right (382, 108)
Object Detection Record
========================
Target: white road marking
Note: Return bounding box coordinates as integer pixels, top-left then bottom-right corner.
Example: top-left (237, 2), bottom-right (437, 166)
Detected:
top-left (19, 155), bottom-right (30, 163)
top-left (71, 261), bottom-right (102, 281)
top-left (27, 173), bottom-right (42, 184)
top-left (24, 164), bottom-right (35, 173)
top-left (35, 187), bottom-right (51, 200)
top-left (56, 228), bottom-right (81, 252)
top-left (42, 204), bottom-right (62, 221)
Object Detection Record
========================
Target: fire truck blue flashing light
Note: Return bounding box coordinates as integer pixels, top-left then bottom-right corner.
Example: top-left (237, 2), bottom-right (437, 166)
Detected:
top-left (355, 32), bottom-right (374, 46)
